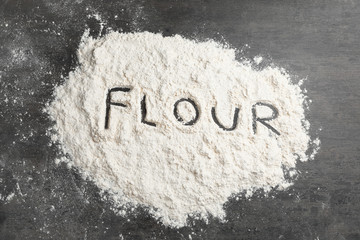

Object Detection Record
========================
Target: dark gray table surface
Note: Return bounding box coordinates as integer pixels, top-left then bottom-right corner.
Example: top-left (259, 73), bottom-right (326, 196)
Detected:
top-left (1, 0), bottom-right (359, 239)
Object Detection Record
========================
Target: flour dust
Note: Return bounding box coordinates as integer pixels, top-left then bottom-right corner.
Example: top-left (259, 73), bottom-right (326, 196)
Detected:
top-left (46, 31), bottom-right (320, 227)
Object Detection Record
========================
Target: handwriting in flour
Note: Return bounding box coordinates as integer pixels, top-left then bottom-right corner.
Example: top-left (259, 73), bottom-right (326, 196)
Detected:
top-left (105, 87), bottom-right (131, 129)
top-left (252, 102), bottom-right (280, 135)
top-left (173, 98), bottom-right (200, 126)
top-left (141, 95), bottom-right (157, 127)
top-left (105, 87), bottom-right (280, 135)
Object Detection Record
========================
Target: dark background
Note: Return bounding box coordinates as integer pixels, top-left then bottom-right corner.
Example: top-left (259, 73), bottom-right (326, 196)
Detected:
top-left (0, 0), bottom-right (359, 239)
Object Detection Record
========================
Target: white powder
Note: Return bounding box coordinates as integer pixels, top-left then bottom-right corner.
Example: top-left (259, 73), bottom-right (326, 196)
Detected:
top-left (47, 31), bottom-right (319, 227)
top-left (253, 55), bottom-right (263, 65)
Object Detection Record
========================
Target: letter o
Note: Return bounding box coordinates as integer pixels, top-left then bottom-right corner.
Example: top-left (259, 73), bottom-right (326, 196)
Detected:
top-left (173, 98), bottom-right (200, 126)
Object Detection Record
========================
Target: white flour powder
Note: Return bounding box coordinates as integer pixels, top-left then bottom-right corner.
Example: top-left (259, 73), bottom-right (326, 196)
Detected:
top-left (47, 31), bottom-right (319, 227)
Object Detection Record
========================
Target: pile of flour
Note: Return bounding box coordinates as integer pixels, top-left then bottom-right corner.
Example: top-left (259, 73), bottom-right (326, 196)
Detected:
top-left (47, 31), bottom-right (318, 227)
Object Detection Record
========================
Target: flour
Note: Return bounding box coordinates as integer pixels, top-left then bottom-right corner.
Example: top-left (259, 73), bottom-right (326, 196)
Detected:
top-left (47, 31), bottom-right (319, 227)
